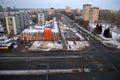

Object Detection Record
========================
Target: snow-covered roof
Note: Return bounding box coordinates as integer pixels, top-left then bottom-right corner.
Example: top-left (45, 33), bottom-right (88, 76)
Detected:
top-left (23, 23), bottom-right (59, 33)
top-left (23, 28), bottom-right (43, 33)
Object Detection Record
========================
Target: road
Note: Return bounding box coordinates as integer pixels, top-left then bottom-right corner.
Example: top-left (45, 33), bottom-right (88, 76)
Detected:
top-left (0, 12), bottom-right (120, 80)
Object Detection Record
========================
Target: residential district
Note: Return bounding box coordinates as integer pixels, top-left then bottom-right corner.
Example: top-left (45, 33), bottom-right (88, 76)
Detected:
top-left (0, 4), bottom-right (120, 80)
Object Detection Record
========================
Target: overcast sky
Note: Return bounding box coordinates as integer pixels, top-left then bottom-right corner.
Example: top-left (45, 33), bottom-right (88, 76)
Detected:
top-left (0, 0), bottom-right (119, 10)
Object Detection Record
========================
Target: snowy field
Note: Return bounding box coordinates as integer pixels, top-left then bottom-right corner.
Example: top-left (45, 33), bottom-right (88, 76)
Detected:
top-left (89, 23), bottom-right (120, 49)
top-left (66, 41), bottom-right (89, 51)
top-left (28, 41), bottom-right (63, 51)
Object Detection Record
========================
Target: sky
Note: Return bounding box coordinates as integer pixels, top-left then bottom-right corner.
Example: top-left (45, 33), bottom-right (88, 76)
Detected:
top-left (0, 0), bottom-right (120, 10)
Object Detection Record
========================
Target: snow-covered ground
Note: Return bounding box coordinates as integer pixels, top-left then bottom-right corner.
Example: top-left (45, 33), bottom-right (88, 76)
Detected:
top-left (28, 41), bottom-right (63, 51)
top-left (67, 41), bottom-right (89, 51)
top-left (89, 23), bottom-right (120, 49)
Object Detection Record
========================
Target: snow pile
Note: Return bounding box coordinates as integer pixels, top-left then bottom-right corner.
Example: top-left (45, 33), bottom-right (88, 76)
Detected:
top-left (88, 23), bottom-right (97, 32)
top-left (102, 41), bottom-right (120, 49)
top-left (29, 41), bottom-right (63, 51)
top-left (67, 41), bottom-right (89, 51)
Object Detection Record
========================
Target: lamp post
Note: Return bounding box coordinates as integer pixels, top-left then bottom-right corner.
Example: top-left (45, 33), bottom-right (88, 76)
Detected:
top-left (46, 63), bottom-right (49, 80)
top-left (25, 46), bottom-right (29, 71)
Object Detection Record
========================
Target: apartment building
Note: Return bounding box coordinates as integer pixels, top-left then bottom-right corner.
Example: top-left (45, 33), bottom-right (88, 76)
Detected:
top-left (83, 4), bottom-right (99, 23)
top-left (5, 13), bottom-right (30, 35)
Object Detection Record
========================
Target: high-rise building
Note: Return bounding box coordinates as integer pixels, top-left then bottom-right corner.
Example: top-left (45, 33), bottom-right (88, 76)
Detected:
top-left (89, 7), bottom-right (99, 23)
top-left (83, 4), bottom-right (99, 23)
top-left (83, 4), bottom-right (92, 21)
top-left (65, 6), bottom-right (71, 13)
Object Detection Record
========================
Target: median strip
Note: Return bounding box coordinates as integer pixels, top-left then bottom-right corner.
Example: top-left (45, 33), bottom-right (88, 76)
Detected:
top-left (0, 69), bottom-right (90, 75)
top-left (0, 56), bottom-right (82, 60)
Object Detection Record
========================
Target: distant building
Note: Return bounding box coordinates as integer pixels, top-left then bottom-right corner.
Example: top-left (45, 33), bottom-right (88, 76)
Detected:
top-left (76, 9), bottom-right (80, 15)
top-left (48, 8), bottom-right (55, 15)
top-left (0, 6), bottom-right (3, 12)
top-left (110, 10), bottom-right (117, 13)
top-left (0, 17), bottom-right (7, 33)
top-left (83, 4), bottom-right (92, 21)
top-left (5, 7), bottom-right (11, 12)
top-left (65, 6), bottom-right (71, 13)
top-left (0, 12), bottom-right (9, 17)
top-left (89, 7), bottom-right (99, 23)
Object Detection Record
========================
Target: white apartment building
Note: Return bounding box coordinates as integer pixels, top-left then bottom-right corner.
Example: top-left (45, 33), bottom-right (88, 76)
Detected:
top-left (38, 13), bottom-right (45, 26)
top-left (5, 13), bottom-right (30, 35)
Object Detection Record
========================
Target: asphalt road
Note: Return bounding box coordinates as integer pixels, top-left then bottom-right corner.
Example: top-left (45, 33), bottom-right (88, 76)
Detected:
top-left (0, 72), bottom-right (120, 80)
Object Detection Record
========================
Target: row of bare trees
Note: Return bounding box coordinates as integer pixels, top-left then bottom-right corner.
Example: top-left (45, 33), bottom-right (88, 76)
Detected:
top-left (99, 12), bottom-right (120, 27)
top-left (47, 11), bottom-right (62, 21)
top-left (61, 11), bottom-right (89, 29)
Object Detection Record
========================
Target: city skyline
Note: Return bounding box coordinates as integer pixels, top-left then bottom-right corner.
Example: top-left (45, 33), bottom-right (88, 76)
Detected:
top-left (0, 0), bottom-right (120, 10)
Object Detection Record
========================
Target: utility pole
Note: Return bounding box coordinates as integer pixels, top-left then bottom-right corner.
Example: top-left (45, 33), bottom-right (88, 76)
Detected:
top-left (25, 46), bottom-right (29, 71)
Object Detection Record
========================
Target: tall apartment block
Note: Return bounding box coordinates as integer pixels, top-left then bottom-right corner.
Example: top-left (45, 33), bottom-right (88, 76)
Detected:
top-left (65, 6), bottom-right (71, 13)
top-left (5, 13), bottom-right (30, 35)
top-left (83, 4), bottom-right (92, 21)
top-left (83, 4), bottom-right (99, 23)
top-left (89, 7), bottom-right (99, 23)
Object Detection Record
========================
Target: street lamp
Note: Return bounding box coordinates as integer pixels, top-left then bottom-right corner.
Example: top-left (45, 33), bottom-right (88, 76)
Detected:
top-left (46, 63), bottom-right (49, 80)
top-left (25, 46), bottom-right (29, 71)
